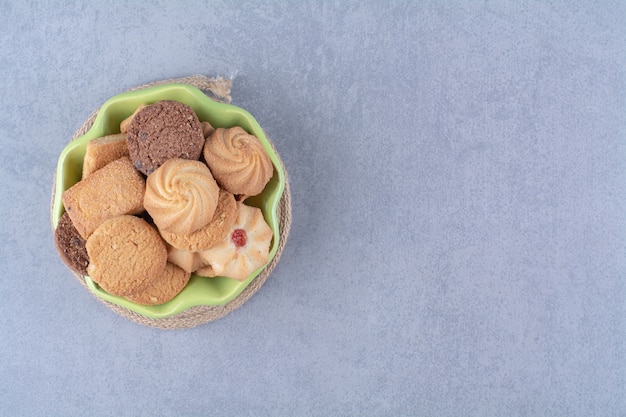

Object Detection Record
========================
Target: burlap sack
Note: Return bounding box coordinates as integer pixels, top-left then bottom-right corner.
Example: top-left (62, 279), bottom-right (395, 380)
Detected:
top-left (51, 75), bottom-right (291, 329)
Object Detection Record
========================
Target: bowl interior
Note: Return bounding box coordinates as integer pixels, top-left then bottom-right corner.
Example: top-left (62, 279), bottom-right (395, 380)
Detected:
top-left (52, 83), bottom-right (285, 318)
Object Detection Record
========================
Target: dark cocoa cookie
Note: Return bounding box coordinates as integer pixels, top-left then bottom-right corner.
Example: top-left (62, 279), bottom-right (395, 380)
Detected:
top-left (54, 212), bottom-right (90, 275)
top-left (126, 100), bottom-right (205, 175)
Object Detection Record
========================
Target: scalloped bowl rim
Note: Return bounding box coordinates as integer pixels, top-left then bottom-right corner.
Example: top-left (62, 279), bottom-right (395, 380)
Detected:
top-left (52, 83), bottom-right (285, 319)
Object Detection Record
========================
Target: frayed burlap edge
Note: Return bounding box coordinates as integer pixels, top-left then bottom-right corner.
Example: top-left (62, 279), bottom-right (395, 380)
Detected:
top-left (51, 75), bottom-right (291, 329)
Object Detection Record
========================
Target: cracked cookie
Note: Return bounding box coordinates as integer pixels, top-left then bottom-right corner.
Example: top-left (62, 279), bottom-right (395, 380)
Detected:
top-left (86, 215), bottom-right (167, 297)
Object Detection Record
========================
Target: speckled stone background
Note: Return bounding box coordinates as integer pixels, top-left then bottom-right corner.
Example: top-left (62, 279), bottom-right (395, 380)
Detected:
top-left (1, 1), bottom-right (625, 416)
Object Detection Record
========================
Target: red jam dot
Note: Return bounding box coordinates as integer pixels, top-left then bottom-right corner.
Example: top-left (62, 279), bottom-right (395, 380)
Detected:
top-left (231, 229), bottom-right (247, 248)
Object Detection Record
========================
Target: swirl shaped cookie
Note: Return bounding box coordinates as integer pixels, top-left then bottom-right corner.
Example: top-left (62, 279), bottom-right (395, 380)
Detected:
top-left (203, 127), bottom-right (273, 197)
top-left (144, 158), bottom-right (220, 235)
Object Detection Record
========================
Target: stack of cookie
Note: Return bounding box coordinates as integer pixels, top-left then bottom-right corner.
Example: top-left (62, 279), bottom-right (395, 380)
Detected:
top-left (54, 100), bottom-right (274, 306)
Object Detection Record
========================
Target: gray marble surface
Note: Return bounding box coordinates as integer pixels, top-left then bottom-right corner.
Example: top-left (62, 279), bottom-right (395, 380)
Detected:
top-left (1, 1), bottom-right (625, 416)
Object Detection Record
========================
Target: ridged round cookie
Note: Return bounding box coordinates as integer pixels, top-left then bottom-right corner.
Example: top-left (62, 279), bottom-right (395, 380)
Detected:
top-left (54, 212), bottom-right (90, 275)
top-left (160, 190), bottom-right (237, 251)
top-left (203, 126), bottom-right (273, 197)
top-left (125, 262), bottom-right (190, 306)
top-left (143, 158), bottom-right (220, 235)
top-left (86, 215), bottom-right (167, 296)
top-left (126, 100), bottom-right (205, 175)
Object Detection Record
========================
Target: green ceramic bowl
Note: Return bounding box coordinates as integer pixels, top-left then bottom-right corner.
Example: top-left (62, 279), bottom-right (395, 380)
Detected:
top-left (52, 83), bottom-right (285, 318)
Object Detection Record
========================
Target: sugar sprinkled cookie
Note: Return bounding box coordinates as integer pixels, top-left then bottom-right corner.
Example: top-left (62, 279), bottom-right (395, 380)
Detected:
top-left (62, 156), bottom-right (146, 239)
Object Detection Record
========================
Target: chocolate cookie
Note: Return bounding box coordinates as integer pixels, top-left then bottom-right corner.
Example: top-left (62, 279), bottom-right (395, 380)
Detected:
top-left (54, 212), bottom-right (89, 275)
top-left (126, 100), bottom-right (205, 175)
